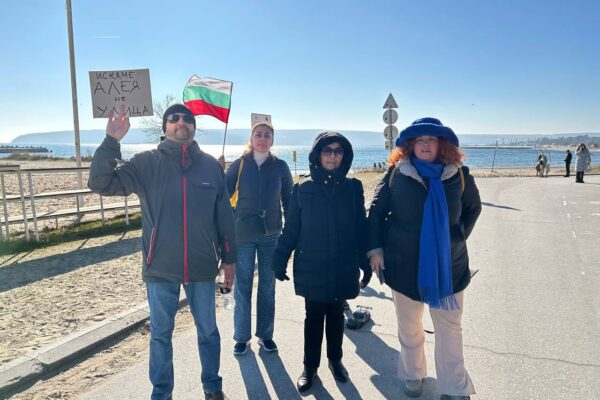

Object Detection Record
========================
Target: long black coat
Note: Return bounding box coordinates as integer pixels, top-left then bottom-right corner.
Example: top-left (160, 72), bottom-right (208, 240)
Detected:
top-left (367, 160), bottom-right (482, 301)
top-left (271, 132), bottom-right (370, 303)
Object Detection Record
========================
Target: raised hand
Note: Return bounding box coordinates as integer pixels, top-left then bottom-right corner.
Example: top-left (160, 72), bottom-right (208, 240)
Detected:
top-left (106, 104), bottom-right (130, 142)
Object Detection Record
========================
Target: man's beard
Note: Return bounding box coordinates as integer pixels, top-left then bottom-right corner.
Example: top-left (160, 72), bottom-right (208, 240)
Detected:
top-left (172, 127), bottom-right (194, 142)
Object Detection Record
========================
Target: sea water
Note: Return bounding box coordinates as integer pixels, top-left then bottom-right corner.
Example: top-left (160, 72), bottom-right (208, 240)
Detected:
top-left (0, 143), bottom-right (584, 174)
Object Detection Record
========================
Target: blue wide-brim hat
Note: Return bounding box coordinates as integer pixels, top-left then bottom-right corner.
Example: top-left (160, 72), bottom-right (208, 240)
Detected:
top-left (396, 117), bottom-right (459, 147)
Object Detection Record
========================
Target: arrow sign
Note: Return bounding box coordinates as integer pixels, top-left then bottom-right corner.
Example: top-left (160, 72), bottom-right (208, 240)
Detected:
top-left (383, 93), bottom-right (398, 109)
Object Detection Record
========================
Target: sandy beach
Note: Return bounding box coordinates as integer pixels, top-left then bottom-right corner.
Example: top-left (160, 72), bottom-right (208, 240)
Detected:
top-left (1, 158), bottom-right (598, 399)
top-left (1, 158), bottom-right (570, 238)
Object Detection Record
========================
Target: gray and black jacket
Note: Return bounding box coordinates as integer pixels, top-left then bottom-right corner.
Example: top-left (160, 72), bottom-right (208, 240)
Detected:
top-left (88, 135), bottom-right (236, 283)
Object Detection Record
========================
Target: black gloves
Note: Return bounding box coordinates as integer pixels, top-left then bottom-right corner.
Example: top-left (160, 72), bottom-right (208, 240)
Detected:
top-left (275, 271), bottom-right (290, 281)
top-left (360, 269), bottom-right (372, 289)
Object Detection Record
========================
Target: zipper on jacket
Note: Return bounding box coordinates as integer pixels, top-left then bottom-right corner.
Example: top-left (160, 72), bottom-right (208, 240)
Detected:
top-left (182, 144), bottom-right (189, 284)
top-left (146, 227), bottom-right (157, 266)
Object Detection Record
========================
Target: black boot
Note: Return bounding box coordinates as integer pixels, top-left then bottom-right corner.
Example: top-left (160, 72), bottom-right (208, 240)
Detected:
top-left (297, 367), bottom-right (317, 392)
top-left (328, 360), bottom-right (349, 383)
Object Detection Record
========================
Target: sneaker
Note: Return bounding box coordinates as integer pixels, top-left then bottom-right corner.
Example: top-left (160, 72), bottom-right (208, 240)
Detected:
top-left (233, 342), bottom-right (249, 355)
top-left (440, 395), bottom-right (470, 400)
top-left (403, 379), bottom-right (423, 397)
top-left (258, 338), bottom-right (278, 352)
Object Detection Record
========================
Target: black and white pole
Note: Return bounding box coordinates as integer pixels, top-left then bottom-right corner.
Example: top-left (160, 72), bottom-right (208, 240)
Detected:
top-left (383, 93), bottom-right (399, 154)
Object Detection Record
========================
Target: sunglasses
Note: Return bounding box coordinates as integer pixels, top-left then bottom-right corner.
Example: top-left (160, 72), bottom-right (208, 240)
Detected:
top-left (166, 113), bottom-right (195, 124)
top-left (321, 146), bottom-right (344, 157)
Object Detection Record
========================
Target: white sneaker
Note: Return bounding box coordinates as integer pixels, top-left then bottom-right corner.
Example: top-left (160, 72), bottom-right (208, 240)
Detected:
top-left (403, 379), bottom-right (423, 397)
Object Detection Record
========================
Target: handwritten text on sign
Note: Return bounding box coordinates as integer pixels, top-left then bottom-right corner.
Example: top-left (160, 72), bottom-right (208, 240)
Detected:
top-left (89, 69), bottom-right (153, 118)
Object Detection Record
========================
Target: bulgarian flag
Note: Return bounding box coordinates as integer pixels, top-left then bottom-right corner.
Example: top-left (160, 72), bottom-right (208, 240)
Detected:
top-left (183, 75), bottom-right (232, 123)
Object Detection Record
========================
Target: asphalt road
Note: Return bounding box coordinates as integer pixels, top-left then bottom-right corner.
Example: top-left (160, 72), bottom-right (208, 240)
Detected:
top-left (83, 175), bottom-right (600, 400)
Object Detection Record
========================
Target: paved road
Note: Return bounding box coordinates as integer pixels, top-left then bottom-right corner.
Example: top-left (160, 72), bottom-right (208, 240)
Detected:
top-left (83, 175), bottom-right (600, 400)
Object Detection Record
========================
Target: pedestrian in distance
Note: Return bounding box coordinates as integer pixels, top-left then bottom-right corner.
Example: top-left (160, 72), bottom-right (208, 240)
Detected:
top-left (367, 118), bottom-right (482, 400)
top-left (225, 120), bottom-right (293, 356)
top-left (271, 131), bottom-right (372, 392)
top-left (564, 149), bottom-right (572, 177)
top-left (88, 104), bottom-right (236, 400)
top-left (575, 143), bottom-right (592, 183)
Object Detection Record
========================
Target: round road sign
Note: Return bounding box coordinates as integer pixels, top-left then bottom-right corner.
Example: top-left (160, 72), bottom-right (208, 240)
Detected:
top-left (384, 125), bottom-right (399, 141)
top-left (383, 109), bottom-right (398, 125)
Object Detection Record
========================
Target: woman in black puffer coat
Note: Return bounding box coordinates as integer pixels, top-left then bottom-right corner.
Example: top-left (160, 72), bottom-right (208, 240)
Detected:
top-left (368, 118), bottom-right (481, 400)
top-left (271, 131), bottom-right (371, 392)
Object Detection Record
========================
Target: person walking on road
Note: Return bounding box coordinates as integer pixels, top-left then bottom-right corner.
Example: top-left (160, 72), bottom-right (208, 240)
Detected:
top-left (564, 149), bottom-right (572, 177)
top-left (271, 132), bottom-right (372, 392)
top-left (575, 143), bottom-right (592, 183)
top-left (225, 120), bottom-right (293, 356)
top-left (88, 104), bottom-right (236, 400)
top-left (367, 118), bottom-right (482, 400)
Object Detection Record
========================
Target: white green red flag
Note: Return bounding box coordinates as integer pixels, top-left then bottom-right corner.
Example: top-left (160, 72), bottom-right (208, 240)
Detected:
top-left (183, 75), bottom-right (232, 123)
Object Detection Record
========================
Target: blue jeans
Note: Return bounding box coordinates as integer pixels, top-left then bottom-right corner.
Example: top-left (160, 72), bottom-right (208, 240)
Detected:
top-left (233, 233), bottom-right (279, 343)
top-left (146, 281), bottom-right (221, 399)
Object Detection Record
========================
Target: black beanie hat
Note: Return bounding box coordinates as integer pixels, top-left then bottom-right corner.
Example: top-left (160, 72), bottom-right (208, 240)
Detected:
top-left (162, 104), bottom-right (196, 133)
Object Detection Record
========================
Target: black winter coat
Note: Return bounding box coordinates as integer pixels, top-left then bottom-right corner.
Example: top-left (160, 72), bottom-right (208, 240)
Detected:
top-left (271, 132), bottom-right (371, 303)
top-left (225, 153), bottom-right (293, 239)
top-left (367, 160), bottom-right (482, 301)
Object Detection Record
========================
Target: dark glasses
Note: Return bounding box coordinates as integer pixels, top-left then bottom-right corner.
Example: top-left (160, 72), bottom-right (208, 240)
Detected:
top-left (166, 113), bottom-right (195, 124)
top-left (321, 146), bottom-right (344, 157)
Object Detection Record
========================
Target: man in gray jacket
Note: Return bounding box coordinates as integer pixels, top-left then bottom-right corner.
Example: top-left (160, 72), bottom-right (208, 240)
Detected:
top-left (88, 104), bottom-right (236, 400)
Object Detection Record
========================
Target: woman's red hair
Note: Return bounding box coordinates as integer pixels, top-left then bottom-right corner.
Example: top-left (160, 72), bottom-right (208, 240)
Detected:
top-left (387, 138), bottom-right (465, 166)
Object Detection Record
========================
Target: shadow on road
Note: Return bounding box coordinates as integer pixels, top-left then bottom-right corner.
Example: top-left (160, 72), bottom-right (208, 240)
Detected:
top-left (0, 237), bottom-right (140, 293)
top-left (344, 318), bottom-right (442, 399)
top-left (482, 201), bottom-right (521, 211)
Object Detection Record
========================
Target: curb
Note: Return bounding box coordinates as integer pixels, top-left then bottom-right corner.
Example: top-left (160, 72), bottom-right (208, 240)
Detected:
top-left (0, 296), bottom-right (188, 397)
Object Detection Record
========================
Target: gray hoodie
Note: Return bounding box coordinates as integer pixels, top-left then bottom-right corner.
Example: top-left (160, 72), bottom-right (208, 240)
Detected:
top-left (88, 135), bottom-right (236, 283)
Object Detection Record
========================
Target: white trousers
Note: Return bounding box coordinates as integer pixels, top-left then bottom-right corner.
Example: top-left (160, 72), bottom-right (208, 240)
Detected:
top-left (392, 290), bottom-right (475, 396)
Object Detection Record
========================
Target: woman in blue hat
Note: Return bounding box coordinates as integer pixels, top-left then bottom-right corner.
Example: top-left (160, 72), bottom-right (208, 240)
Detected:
top-left (367, 118), bottom-right (482, 400)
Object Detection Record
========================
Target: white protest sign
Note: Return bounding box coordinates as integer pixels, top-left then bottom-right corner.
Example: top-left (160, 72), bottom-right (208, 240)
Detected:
top-left (251, 113), bottom-right (272, 128)
top-left (89, 68), bottom-right (153, 118)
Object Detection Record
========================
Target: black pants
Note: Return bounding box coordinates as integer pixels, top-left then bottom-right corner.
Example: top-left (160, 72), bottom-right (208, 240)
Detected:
top-left (303, 299), bottom-right (345, 369)
top-left (565, 162), bottom-right (571, 176)
top-left (576, 171), bottom-right (585, 182)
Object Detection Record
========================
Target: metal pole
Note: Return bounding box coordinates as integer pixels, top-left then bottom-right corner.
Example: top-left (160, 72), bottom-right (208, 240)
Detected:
top-left (17, 171), bottom-right (29, 241)
top-left (0, 173), bottom-right (7, 240)
top-left (221, 82), bottom-right (233, 157)
top-left (27, 172), bottom-right (40, 242)
top-left (100, 195), bottom-right (105, 223)
top-left (491, 139), bottom-right (499, 172)
top-left (66, 0), bottom-right (84, 213)
top-left (387, 106), bottom-right (393, 155)
top-left (124, 196), bottom-right (129, 225)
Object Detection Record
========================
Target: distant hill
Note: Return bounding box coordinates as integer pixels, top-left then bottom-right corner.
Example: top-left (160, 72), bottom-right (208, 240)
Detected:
top-left (10, 129), bottom-right (600, 147)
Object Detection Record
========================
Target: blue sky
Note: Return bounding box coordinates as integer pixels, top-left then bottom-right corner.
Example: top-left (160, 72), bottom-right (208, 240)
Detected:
top-left (1, 0), bottom-right (599, 142)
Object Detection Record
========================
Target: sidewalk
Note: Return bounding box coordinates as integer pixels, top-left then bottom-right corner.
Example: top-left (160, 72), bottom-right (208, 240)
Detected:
top-left (81, 175), bottom-right (600, 400)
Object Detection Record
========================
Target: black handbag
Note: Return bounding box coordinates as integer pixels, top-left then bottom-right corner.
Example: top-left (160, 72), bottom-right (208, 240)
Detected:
top-left (235, 210), bottom-right (267, 244)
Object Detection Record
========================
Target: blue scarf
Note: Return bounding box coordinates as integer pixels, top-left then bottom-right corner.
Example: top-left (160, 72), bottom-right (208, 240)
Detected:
top-left (411, 157), bottom-right (458, 310)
